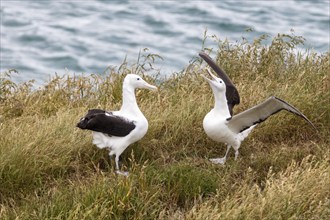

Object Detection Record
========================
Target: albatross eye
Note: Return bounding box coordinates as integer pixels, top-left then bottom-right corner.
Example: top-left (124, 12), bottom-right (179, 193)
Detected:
top-left (137, 78), bottom-right (140, 81)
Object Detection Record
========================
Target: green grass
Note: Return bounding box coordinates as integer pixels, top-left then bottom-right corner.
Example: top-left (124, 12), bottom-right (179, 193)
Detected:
top-left (0, 33), bottom-right (329, 219)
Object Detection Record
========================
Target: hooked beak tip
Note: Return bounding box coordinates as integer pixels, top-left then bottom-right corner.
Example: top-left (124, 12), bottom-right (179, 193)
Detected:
top-left (148, 85), bottom-right (158, 91)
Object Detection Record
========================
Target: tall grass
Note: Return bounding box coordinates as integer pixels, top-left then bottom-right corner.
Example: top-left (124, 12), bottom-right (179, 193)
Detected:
top-left (0, 33), bottom-right (329, 219)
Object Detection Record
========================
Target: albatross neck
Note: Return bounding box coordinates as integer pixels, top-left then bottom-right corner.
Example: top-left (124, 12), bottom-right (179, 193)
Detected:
top-left (213, 89), bottom-right (231, 117)
top-left (120, 84), bottom-right (142, 115)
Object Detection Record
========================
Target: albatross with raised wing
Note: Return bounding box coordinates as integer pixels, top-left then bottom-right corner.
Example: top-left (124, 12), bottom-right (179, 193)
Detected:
top-left (199, 52), bottom-right (316, 164)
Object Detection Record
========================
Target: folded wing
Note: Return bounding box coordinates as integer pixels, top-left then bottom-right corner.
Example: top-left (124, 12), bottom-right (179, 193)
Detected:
top-left (77, 109), bottom-right (136, 137)
top-left (227, 96), bottom-right (316, 133)
top-left (199, 51), bottom-right (240, 115)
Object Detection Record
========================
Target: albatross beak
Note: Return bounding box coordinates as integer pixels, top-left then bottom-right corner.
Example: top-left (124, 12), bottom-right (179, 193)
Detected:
top-left (201, 68), bottom-right (218, 83)
top-left (201, 74), bottom-right (212, 83)
top-left (206, 68), bottom-right (219, 81)
top-left (143, 81), bottom-right (158, 91)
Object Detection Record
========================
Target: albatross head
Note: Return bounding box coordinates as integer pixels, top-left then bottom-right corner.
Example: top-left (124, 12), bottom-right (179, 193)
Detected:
top-left (124, 74), bottom-right (157, 91)
top-left (201, 68), bottom-right (226, 93)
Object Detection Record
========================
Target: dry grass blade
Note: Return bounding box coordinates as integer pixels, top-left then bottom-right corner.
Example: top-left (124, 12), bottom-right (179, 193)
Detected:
top-left (0, 33), bottom-right (329, 219)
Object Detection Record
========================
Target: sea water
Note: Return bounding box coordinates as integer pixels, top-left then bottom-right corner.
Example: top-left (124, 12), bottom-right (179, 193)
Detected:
top-left (1, 0), bottom-right (329, 84)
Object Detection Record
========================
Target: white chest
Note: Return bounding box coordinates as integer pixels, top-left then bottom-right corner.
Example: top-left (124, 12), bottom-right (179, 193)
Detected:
top-left (130, 116), bottom-right (148, 141)
top-left (203, 110), bottom-right (236, 144)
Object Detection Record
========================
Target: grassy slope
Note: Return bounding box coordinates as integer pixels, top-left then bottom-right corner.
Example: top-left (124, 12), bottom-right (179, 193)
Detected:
top-left (0, 34), bottom-right (329, 219)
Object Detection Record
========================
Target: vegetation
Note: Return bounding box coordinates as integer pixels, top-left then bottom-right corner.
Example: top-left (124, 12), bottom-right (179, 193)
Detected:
top-left (0, 33), bottom-right (329, 219)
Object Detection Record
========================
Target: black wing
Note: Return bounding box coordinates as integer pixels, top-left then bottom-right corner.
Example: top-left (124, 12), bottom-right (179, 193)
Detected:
top-left (199, 51), bottom-right (240, 115)
top-left (76, 109), bottom-right (136, 137)
top-left (227, 96), bottom-right (316, 133)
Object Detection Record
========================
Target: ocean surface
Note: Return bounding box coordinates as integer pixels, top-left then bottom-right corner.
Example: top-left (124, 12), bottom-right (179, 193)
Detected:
top-left (1, 0), bottom-right (329, 84)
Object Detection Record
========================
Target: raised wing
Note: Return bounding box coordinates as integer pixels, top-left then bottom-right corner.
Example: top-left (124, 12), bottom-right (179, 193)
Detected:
top-left (199, 51), bottom-right (240, 115)
top-left (227, 96), bottom-right (316, 133)
top-left (77, 109), bottom-right (136, 137)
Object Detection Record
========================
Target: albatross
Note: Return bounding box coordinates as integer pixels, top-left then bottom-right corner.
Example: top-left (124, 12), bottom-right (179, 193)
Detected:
top-left (199, 52), bottom-right (316, 164)
top-left (77, 74), bottom-right (157, 175)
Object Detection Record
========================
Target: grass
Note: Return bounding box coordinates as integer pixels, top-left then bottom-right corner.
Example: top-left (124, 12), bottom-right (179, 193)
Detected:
top-left (0, 33), bottom-right (329, 219)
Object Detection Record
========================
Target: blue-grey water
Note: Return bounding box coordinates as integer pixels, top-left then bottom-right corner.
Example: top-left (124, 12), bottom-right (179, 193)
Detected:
top-left (1, 0), bottom-right (329, 84)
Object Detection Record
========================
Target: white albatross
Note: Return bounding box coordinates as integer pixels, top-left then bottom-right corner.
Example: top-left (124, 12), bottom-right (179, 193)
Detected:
top-left (77, 74), bottom-right (157, 175)
top-left (199, 52), bottom-right (316, 164)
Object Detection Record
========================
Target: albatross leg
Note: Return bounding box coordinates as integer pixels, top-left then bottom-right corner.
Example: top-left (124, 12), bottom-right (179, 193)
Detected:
top-left (114, 154), bottom-right (129, 176)
top-left (210, 144), bottom-right (231, 165)
top-left (234, 149), bottom-right (239, 160)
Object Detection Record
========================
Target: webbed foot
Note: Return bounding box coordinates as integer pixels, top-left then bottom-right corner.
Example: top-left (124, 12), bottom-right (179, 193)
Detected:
top-left (209, 157), bottom-right (226, 165)
top-left (115, 170), bottom-right (129, 176)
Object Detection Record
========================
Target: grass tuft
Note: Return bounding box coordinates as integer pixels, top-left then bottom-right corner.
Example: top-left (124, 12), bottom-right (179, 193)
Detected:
top-left (0, 33), bottom-right (329, 219)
